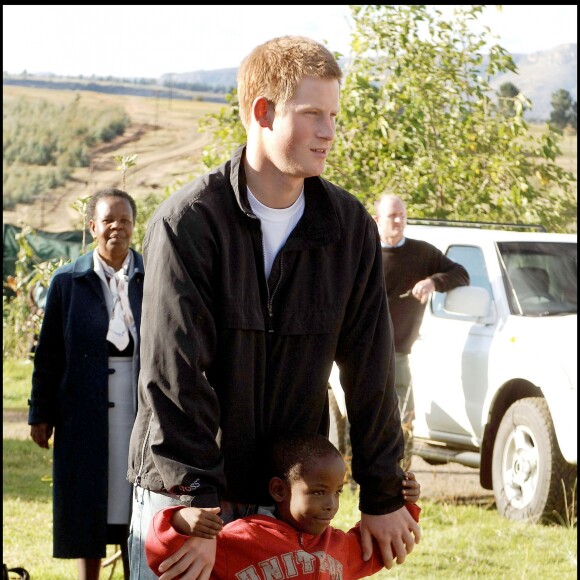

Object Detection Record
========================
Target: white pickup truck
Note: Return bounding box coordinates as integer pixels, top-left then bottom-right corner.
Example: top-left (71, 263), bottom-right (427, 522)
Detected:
top-left (329, 223), bottom-right (577, 524)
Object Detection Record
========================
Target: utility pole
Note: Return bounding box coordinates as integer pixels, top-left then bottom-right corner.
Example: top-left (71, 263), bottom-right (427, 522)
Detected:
top-left (34, 194), bottom-right (52, 229)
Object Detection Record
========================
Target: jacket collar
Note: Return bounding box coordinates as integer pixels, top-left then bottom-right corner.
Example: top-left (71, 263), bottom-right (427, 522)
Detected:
top-left (229, 144), bottom-right (341, 249)
top-left (71, 251), bottom-right (95, 277)
top-left (71, 248), bottom-right (144, 279)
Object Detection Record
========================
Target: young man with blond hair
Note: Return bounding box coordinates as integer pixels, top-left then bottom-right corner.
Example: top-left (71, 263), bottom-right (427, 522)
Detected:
top-left (128, 36), bottom-right (420, 579)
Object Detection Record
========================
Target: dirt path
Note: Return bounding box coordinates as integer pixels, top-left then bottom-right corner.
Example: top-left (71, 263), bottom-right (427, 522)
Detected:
top-left (3, 88), bottom-right (222, 232)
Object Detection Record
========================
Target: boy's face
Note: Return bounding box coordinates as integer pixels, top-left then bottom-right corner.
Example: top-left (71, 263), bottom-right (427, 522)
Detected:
top-left (265, 76), bottom-right (340, 179)
top-left (274, 452), bottom-right (346, 536)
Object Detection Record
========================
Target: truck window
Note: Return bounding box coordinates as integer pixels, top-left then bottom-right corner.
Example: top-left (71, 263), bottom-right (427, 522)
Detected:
top-left (432, 245), bottom-right (492, 318)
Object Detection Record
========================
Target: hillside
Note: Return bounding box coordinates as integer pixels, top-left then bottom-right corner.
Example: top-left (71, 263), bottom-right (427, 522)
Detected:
top-left (2, 85), bottom-right (223, 232)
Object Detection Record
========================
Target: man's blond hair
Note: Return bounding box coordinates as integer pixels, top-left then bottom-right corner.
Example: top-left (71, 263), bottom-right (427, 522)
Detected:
top-left (237, 35), bottom-right (342, 130)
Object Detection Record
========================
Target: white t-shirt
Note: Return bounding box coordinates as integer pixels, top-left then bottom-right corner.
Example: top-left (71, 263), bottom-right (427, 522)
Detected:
top-left (247, 187), bottom-right (305, 279)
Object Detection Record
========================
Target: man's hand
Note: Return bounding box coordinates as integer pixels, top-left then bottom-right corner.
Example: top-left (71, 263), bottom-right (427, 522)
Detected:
top-left (360, 507), bottom-right (421, 569)
top-left (157, 536), bottom-right (216, 580)
top-left (412, 278), bottom-right (435, 304)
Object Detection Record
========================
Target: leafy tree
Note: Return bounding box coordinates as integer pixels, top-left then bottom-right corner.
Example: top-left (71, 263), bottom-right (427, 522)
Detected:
top-left (199, 5), bottom-right (576, 233)
top-left (570, 101), bottom-right (577, 132)
top-left (197, 91), bottom-right (246, 169)
top-left (497, 81), bottom-right (520, 117)
top-left (328, 5), bottom-right (576, 232)
top-left (549, 88), bottom-right (573, 132)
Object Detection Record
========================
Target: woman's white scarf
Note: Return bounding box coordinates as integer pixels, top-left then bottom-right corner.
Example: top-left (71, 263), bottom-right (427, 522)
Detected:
top-left (93, 250), bottom-right (135, 350)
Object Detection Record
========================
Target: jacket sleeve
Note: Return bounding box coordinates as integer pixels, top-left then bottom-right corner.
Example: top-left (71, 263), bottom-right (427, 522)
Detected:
top-left (145, 506), bottom-right (188, 577)
top-left (28, 272), bottom-right (66, 425)
top-left (137, 213), bottom-right (225, 506)
top-left (335, 215), bottom-right (405, 515)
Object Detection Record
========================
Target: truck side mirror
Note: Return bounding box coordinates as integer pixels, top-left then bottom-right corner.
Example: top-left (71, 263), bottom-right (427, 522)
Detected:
top-left (444, 286), bottom-right (490, 318)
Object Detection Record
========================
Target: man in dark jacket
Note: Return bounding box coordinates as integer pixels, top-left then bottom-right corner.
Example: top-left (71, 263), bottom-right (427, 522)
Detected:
top-left (128, 36), bottom-right (420, 579)
top-left (374, 194), bottom-right (470, 466)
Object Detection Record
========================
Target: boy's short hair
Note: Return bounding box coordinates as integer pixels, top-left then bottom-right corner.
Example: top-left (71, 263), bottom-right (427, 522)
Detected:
top-left (237, 35), bottom-right (343, 129)
top-left (269, 432), bottom-right (344, 483)
top-left (86, 188), bottom-right (137, 225)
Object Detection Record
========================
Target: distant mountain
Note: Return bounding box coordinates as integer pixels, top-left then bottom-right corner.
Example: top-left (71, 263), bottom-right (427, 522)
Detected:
top-left (165, 44), bottom-right (577, 122)
top-left (491, 44), bottom-right (577, 122)
top-left (160, 68), bottom-right (237, 93)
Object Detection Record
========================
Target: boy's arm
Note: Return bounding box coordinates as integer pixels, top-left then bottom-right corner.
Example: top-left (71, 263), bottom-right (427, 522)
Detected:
top-left (145, 506), bottom-right (222, 577)
top-left (171, 506), bottom-right (223, 539)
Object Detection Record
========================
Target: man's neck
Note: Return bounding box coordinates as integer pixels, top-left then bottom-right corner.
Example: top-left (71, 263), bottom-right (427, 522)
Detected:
top-left (384, 234), bottom-right (404, 247)
top-left (244, 149), bottom-right (304, 209)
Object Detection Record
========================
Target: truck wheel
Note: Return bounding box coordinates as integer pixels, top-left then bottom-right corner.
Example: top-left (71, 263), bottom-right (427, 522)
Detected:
top-left (492, 397), bottom-right (575, 524)
top-left (328, 387), bottom-right (347, 454)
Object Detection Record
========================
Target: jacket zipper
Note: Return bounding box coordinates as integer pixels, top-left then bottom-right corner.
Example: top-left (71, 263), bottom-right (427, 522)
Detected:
top-left (258, 225), bottom-right (285, 333)
top-left (135, 414), bottom-right (152, 486)
top-left (267, 254), bottom-right (284, 333)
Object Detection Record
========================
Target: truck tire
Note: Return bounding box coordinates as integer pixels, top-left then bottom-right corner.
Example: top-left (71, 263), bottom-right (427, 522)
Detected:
top-left (492, 397), bottom-right (576, 524)
top-left (328, 386), bottom-right (347, 454)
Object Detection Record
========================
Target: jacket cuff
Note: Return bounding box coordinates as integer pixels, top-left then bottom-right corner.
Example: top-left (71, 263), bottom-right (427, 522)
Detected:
top-left (176, 492), bottom-right (220, 509)
top-left (359, 493), bottom-right (405, 515)
top-left (27, 399), bottom-right (54, 425)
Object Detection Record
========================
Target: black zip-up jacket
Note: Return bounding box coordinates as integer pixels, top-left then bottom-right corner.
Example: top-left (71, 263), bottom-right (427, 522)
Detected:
top-left (128, 145), bottom-right (405, 515)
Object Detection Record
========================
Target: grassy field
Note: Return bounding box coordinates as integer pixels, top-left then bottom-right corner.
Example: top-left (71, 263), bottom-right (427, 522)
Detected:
top-left (527, 123), bottom-right (577, 177)
top-left (3, 359), bottom-right (577, 579)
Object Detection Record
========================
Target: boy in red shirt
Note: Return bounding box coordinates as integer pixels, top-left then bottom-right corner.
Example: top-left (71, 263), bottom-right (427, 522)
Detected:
top-left (146, 433), bottom-right (421, 579)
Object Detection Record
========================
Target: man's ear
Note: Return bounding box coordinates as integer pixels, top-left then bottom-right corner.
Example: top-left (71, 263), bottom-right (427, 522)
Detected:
top-left (269, 477), bottom-right (289, 502)
top-left (89, 220), bottom-right (97, 240)
top-left (252, 96), bottom-right (273, 128)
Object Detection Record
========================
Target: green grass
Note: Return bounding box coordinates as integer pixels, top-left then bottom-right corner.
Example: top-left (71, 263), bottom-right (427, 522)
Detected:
top-left (3, 358), bottom-right (33, 409)
top-left (2, 360), bottom-right (125, 578)
top-left (3, 359), bottom-right (577, 578)
top-left (333, 487), bottom-right (577, 579)
top-left (3, 438), bottom-right (127, 579)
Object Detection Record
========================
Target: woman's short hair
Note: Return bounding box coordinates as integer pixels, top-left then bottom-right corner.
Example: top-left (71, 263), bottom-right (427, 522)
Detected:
top-left (86, 188), bottom-right (137, 225)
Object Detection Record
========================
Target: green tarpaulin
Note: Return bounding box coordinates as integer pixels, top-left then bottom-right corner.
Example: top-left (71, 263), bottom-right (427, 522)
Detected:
top-left (3, 223), bottom-right (86, 280)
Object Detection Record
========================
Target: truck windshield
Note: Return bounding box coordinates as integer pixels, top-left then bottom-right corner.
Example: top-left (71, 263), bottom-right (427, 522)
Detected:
top-left (498, 241), bottom-right (577, 316)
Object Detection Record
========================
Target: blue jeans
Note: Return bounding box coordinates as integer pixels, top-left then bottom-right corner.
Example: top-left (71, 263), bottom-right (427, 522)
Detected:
top-left (128, 485), bottom-right (261, 578)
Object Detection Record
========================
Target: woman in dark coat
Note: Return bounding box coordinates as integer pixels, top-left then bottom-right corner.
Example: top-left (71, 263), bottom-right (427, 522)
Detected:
top-left (28, 188), bottom-right (144, 580)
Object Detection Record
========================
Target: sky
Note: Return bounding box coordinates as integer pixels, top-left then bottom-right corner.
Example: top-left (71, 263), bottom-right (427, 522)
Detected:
top-left (3, 5), bottom-right (577, 79)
